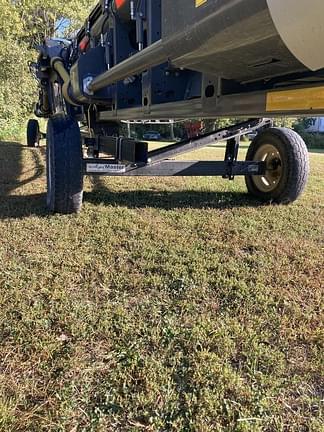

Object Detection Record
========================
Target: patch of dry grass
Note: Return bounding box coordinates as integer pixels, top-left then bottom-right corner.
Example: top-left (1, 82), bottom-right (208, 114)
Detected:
top-left (0, 141), bottom-right (323, 431)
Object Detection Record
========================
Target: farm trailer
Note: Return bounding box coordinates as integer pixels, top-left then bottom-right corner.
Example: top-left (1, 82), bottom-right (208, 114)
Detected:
top-left (27, 0), bottom-right (324, 214)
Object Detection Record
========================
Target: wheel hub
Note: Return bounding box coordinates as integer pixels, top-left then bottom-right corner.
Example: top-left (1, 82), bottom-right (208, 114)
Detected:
top-left (252, 144), bottom-right (283, 193)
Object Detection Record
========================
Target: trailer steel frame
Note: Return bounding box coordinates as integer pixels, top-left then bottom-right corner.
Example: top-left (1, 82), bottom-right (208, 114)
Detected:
top-left (83, 118), bottom-right (271, 178)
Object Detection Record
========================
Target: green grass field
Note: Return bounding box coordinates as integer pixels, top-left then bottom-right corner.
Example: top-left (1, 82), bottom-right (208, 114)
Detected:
top-left (0, 140), bottom-right (323, 431)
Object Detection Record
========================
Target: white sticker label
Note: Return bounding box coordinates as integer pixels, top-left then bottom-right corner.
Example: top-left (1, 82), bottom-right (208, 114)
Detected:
top-left (86, 163), bottom-right (126, 174)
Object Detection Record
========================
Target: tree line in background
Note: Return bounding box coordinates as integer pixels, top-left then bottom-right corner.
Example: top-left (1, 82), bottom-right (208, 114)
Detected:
top-left (128, 118), bottom-right (324, 149)
top-left (0, 1), bottom-right (323, 149)
top-left (0, 0), bottom-right (95, 139)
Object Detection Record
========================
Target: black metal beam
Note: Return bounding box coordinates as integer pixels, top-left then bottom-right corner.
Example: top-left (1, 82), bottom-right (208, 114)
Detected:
top-left (147, 118), bottom-right (271, 163)
top-left (83, 136), bottom-right (148, 163)
top-left (84, 159), bottom-right (266, 177)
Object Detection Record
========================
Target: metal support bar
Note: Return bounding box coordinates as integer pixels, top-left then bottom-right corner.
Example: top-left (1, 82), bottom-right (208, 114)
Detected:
top-left (147, 118), bottom-right (272, 163)
top-left (223, 136), bottom-right (241, 180)
top-left (84, 159), bottom-right (266, 177)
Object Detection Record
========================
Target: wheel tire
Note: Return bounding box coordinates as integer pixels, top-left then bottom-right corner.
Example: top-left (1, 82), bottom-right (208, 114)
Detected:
top-left (27, 119), bottom-right (40, 147)
top-left (46, 115), bottom-right (83, 214)
top-left (245, 127), bottom-right (309, 204)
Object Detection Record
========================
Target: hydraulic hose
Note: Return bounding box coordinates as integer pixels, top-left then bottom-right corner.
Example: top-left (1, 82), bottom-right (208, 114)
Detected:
top-left (51, 58), bottom-right (80, 106)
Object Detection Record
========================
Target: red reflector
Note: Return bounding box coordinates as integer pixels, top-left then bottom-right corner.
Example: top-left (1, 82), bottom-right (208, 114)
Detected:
top-left (79, 36), bottom-right (90, 52)
top-left (115, 0), bottom-right (127, 9)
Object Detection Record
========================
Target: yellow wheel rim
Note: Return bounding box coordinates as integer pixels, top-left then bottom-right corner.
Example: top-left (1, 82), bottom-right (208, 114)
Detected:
top-left (252, 144), bottom-right (283, 193)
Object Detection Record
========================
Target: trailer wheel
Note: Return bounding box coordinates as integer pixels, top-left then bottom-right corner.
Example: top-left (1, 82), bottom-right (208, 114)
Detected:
top-left (46, 116), bottom-right (83, 214)
top-left (27, 119), bottom-right (40, 147)
top-left (245, 128), bottom-right (309, 204)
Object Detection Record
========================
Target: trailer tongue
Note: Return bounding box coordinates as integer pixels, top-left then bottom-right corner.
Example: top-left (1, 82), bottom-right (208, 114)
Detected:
top-left (28, 0), bottom-right (322, 214)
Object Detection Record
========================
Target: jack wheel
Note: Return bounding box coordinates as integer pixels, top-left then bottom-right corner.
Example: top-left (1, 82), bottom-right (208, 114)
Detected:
top-left (245, 127), bottom-right (309, 204)
top-left (27, 119), bottom-right (40, 147)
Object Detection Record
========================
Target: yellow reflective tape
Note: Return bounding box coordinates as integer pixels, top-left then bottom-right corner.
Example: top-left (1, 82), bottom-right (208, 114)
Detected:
top-left (196, 0), bottom-right (207, 7)
top-left (266, 86), bottom-right (324, 112)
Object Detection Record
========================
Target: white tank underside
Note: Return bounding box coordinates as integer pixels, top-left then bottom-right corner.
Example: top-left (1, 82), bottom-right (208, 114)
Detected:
top-left (267, 0), bottom-right (324, 71)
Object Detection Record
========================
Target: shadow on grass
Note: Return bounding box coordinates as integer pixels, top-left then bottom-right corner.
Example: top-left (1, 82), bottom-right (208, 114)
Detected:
top-left (0, 193), bottom-right (47, 219)
top-left (0, 141), bottom-right (47, 219)
top-left (0, 141), bottom-right (262, 219)
top-left (1, 189), bottom-right (263, 220)
top-left (0, 141), bottom-right (45, 194)
top-left (85, 177), bottom-right (262, 210)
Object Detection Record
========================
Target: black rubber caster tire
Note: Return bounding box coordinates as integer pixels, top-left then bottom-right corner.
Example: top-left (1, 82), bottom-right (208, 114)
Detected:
top-left (46, 115), bottom-right (83, 214)
top-left (245, 127), bottom-right (309, 204)
top-left (27, 119), bottom-right (40, 147)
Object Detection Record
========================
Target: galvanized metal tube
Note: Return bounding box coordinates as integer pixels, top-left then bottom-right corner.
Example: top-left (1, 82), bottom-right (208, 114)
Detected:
top-left (88, 40), bottom-right (166, 93)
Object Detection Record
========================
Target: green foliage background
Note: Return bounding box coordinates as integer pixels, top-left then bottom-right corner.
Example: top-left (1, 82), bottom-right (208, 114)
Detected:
top-left (0, 0), bottom-right (95, 139)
